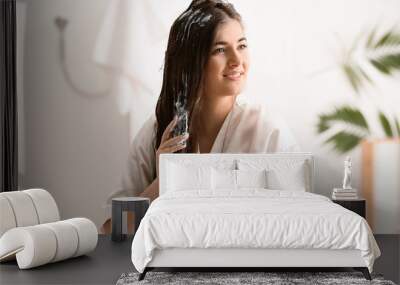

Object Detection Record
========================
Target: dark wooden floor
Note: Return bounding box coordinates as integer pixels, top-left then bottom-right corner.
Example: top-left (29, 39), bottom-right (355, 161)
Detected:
top-left (0, 235), bottom-right (398, 284)
top-left (374, 234), bottom-right (400, 284)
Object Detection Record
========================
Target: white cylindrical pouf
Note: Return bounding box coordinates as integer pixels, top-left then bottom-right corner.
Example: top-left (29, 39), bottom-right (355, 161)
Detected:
top-left (1, 192), bottom-right (39, 227)
top-left (24, 189), bottom-right (60, 223)
top-left (0, 196), bottom-right (17, 237)
top-left (42, 221), bottom-right (79, 262)
top-left (65, 218), bottom-right (98, 257)
top-left (0, 189), bottom-right (98, 269)
top-left (0, 226), bottom-right (57, 269)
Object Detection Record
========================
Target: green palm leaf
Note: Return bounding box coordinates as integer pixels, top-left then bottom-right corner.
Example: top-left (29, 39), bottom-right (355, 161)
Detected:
top-left (372, 28), bottom-right (400, 48)
top-left (317, 106), bottom-right (369, 133)
top-left (378, 112), bottom-right (394, 137)
top-left (395, 118), bottom-right (400, 136)
top-left (366, 28), bottom-right (400, 75)
top-left (342, 64), bottom-right (362, 92)
top-left (342, 63), bottom-right (373, 92)
top-left (317, 106), bottom-right (370, 153)
top-left (370, 54), bottom-right (400, 75)
top-left (342, 27), bottom-right (400, 91)
top-left (366, 27), bottom-right (378, 48)
top-left (325, 131), bottom-right (364, 153)
top-left (318, 27), bottom-right (400, 154)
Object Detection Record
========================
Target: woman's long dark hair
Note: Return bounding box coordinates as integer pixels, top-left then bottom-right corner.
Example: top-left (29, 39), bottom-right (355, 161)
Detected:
top-left (155, 0), bottom-right (241, 152)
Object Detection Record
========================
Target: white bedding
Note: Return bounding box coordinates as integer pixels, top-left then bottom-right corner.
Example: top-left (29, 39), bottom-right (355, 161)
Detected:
top-left (131, 190), bottom-right (380, 273)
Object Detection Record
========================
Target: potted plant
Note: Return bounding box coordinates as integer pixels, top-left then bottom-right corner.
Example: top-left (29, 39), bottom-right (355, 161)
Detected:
top-left (316, 26), bottom-right (400, 234)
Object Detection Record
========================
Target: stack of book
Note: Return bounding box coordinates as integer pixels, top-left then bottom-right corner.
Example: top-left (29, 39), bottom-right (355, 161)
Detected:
top-left (332, 188), bottom-right (358, 200)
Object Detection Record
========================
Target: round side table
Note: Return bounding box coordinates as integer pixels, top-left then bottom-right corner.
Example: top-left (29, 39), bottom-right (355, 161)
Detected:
top-left (111, 197), bottom-right (150, 242)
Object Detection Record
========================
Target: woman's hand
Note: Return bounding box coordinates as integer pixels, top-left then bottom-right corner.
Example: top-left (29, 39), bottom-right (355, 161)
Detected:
top-left (156, 116), bottom-right (189, 177)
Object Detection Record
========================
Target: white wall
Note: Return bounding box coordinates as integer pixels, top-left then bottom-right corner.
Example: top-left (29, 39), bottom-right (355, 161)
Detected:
top-left (19, 0), bottom-right (129, 228)
top-left (18, 0), bottom-right (400, 229)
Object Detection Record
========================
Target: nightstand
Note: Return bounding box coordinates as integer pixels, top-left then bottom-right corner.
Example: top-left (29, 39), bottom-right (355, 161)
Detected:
top-left (111, 197), bottom-right (150, 242)
top-left (332, 198), bottom-right (366, 218)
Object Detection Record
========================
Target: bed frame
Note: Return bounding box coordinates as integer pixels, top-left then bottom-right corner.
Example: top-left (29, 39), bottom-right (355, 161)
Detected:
top-left (140, 248), bottom-right (371, 280)
top-left (139, 248), bottom-right (371, 280)
top-left (138, 153), bottom-right (372, 281)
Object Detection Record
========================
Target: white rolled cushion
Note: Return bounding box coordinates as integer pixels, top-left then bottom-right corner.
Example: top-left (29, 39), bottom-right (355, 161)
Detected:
top-left (212, 168), bottom-right (236, 190)
top-left (167, 162), bottom-right (212, 191)
top-left (64, 218), bottom-right (98, 257)
top-left (236, 169), bottom-right (268, 189)
top-left (0, 189), bottom-right (60, 239)
top-left (42, 221), bottom-right (79, 262)
top-left (0, 226), bottom-right (57, 269)
top-left (0, 196), bottom-right (17, 237)
top-left (0, 191), bottom-right (39, 227)
top-left (24, 189), bottom-right (60, 223)
top-left (0, 218), bottom-right (97, 269)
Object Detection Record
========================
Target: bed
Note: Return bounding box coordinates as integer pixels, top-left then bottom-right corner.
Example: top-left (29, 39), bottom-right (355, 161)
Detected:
top-left (131, 153), bottom-right (380, 281)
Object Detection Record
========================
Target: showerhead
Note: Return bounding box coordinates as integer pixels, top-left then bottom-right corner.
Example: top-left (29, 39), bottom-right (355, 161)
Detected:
top-left (54, 16), bottom-right (68, 32)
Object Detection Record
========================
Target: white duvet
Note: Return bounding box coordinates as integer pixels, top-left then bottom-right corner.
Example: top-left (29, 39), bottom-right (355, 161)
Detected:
top-left (131, 190), bottom-right (380, 273)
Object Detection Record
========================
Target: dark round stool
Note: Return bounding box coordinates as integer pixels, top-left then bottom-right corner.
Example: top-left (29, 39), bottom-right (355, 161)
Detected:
top-left (111, 197), bottom-right (150, 242)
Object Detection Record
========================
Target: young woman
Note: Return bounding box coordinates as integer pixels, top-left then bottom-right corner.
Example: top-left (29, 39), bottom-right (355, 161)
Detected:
top-left (101, 0), bottom-right (299, 233)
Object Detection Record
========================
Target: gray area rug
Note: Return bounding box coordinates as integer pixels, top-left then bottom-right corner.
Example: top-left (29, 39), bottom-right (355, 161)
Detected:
top-left (116, 271), bottom-right (396, 285)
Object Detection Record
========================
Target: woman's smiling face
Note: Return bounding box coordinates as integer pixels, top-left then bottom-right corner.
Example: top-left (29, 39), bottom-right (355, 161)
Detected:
top-left (202, 18), bottom-right (249, 98)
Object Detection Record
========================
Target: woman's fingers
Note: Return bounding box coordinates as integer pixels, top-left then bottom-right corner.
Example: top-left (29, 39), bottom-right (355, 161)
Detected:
top-left (161, 142), bottom-right (187, 154)
top-left (162, 133), bottom-right (189, 148)
top-left (161, 116), bottom-right (178, 143)
top-left (156, 116), bottom-right (188, 161)
top-left (158, 134), bottom-right (188, 153)
top-left (156, 125), bottom-right (187, 177)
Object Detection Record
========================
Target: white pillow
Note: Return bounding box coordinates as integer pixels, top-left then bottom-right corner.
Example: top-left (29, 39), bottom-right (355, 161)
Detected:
top-left (212, 168), bottom-right (268, 190)
top-left (212, 168), bottom-right (237, 190)
top-left (167, 162), bottom-right (212, 192)
top-left (237, 169), bottom-right (268, 189)
top-left (266, 163), bottom-right (307, 191)
top-left (237, 159), bottom-right (309, 191)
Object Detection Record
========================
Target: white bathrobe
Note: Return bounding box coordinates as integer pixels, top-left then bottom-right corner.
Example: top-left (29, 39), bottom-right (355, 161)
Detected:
top-left (107, 100), bottom-right (300, 202)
